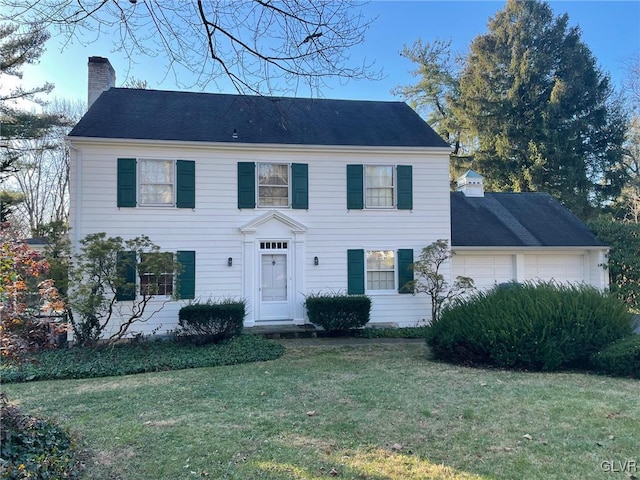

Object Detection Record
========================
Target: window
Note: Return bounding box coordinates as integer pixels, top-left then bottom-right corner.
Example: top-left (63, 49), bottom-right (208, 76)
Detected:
top-left (258, 163), bottom-right (289, 207)
top-left (365, 166), bottom-right (394, 208)
top-left (117, 158), bottom-right (195, 208)
top-left (347, 249), bottom-right (413, 295)
top-left (139, 252), bottom-right (175, 296)
top-left (139, 159), bottom-right (174, 206)
top-left (237, 162), bottom-right (308, 209)
top-left (346, 164), bottom-right (412, 210)
top-left (366, 250), bottom-right (396, 291)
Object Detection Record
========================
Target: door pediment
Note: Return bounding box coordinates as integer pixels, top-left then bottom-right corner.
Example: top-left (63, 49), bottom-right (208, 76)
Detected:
top-left (240, 210), bottom-right (308, 235)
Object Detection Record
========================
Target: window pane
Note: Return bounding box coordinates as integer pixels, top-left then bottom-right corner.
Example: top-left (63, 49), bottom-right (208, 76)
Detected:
top-left (139, 252), bottom-right (174, 296)
top-left (366, 250), bottom-right (395, 291)
top-left (139, 159), bottom-right (174, 205)
top-left (258, 163), bottom-right (289, 206)
top-left (365, 165), bottom-right (394, 207)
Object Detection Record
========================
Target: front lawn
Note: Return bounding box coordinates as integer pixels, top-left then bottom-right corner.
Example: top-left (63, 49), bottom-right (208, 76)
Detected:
top-left (2, 341), bottom-right (639, 479)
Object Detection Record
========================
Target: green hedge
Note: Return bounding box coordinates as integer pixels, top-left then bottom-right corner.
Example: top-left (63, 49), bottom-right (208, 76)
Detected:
top-left (590, 335), bottom-right (640, 378)
top-left (177, 300), bottom-right (245, 344)
top-left (304, 293), bottom-right (371, 332)
top-left (426, 282), bottom-right (633, 371)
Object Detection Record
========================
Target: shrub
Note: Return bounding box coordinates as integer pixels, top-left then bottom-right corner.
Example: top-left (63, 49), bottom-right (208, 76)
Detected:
top-left (426, 282), bottom-right (633, 371)
top-left (0, 393), bottom-right (82, 478)
top-left (304, 293), bottom-right (371, 332)
top-left (177, 299), bottom-right (245, 344)
top-left (590, 335), bottom-right (640, 378)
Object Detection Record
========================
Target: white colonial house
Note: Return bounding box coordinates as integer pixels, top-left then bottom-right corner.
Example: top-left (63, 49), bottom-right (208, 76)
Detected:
top-left (67, 57), bottom-right (608, 337)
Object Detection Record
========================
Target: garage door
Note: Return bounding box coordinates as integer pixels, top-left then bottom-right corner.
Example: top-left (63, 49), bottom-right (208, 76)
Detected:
top-left (452, 255), bottom-right (514, 291)
top-left (524, 254), bottom-right (585, 284)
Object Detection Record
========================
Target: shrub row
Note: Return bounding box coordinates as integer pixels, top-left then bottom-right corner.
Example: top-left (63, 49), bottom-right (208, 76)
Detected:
top-left (177, 299), bottom-right (245, 344)
top-left (426, 282), bottom-right (633, 371)
top-left (590, 335), bottom-right (640, 378)
top-left (304, 293), bottom-right (371, 332)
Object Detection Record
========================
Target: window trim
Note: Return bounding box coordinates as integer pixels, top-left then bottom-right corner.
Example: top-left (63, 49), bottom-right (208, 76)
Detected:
top-left (365, 249), bottom-right (397, 294)
top-left (364, 165), bottom-right (396, 209)
top-left (257, 162), bottom-right (291, 208)
top-left (138, 158), bottom-right (177, 207)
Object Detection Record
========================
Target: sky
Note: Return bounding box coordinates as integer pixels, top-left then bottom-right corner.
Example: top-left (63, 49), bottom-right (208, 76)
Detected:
top-left (3, 1), bottom-right (640, 106)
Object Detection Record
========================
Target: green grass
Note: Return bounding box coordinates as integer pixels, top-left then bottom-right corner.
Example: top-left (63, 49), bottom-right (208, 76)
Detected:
top-left (2, 341), bottom-right (639, 479)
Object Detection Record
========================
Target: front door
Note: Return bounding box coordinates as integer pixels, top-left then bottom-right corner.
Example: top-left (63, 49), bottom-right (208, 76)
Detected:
top-left (259, 242), bottom-right (291, 320)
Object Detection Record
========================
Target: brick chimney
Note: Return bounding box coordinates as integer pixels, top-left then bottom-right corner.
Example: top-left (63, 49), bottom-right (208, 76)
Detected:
top-left (87, 56), bottom-right (115, 109)
top-left (457, 170), bottom-right (485, 197)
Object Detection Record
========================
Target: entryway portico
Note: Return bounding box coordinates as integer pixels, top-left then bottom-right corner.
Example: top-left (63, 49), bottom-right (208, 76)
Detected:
top-left (240, 211), bottom-right (308, 326)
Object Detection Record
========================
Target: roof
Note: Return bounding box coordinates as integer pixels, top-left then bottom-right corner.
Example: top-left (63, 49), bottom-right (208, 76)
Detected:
top-left (69, 88), bottom-right (450, 148)
top-left (450, 191), bottom-right (605, 247)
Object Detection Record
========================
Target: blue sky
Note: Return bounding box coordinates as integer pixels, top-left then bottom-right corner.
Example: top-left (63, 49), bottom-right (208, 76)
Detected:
top-left (7, 1), bottom-right (640, 105)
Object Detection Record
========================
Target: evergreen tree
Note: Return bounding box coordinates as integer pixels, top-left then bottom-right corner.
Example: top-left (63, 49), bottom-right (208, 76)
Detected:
top-left (455, 0), bottom-right (627, 217)
top-left (0, 22), bottom-right (69, 182)
top-left (397, 0), bottom-right (628, 218)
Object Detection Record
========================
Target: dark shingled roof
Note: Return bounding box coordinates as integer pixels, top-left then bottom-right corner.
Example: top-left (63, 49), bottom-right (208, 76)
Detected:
top-left (69, 88), bottom-right (450, 147)
top-left (451, 191), bottom-right (605, 247)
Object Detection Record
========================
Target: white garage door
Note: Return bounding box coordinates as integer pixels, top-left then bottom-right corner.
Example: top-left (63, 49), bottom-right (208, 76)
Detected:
top-left (524, 254), bottom-right (585, 284)
top-left (452, 255), bottom-right (514, 291)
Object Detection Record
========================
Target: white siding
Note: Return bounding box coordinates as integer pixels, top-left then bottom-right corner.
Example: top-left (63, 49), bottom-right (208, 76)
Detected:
top-left (452, 249), bottom-right (608, 294)
top-left (69, 139), bottom-right (451, 335)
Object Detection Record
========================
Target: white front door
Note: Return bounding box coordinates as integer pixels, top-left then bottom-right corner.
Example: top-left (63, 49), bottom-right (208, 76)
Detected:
top-left (259, 244), bottom-right (291, 321)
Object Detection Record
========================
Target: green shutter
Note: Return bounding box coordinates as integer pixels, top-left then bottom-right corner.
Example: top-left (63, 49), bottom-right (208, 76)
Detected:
top-left (396, 165), bottom-right (413, 210)
top-left (177, 251), bottom-right (196, 299)
top-left (237, 162), bottom-right (256, 208)
top-left (291, 163), bottom-right (309, 209)
top-left (176, 160), bottom-right (196, 208)
top-left (117, 158), bottom-right (137, 207)
top-left (346, 164), bottom-right (364, 210)
top-left (116, 251), bottom-right (137, 301)
top-left (347, 249), bottom-right (365, 295)
top-left (397, 249), bottom-right (414, 294)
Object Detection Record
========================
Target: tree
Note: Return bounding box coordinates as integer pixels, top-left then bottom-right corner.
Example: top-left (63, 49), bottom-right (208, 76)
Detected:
top-left (0, 1), bottom-right (378, 96)
top-left (0, 22), bottom-right (70, 182)
top-left (0, 222), bottom-right (65, 360)
top-left (407, 239), bottom-right (474, 323)
top-left (588, 216), bottom-right (640, 311)
top-left (397, 0), bottom-right (628, 218)
top-left (68, 233), bottom-right (181, 347)
top-left (9, 98), bottom-right (84, 236)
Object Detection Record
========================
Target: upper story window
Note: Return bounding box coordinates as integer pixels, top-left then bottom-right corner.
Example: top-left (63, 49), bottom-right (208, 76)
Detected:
top-left (346, 164), bottom-right (412, 211)
top-left (258, 163), bottom-right (289, 207)
top-left (237, 162), bottom-right (308, 209)
top-left (139, 159), bottom-right (174, 206)
top-left (365, 165), bottom-right (395, 208)
top-left (117, 158), bottom-right (195, 209)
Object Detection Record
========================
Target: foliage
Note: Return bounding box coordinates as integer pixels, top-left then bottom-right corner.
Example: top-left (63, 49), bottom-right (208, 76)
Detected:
top-left (0, 223), bottom-right (65, 360)
top-left (0, 335), bottom-right (284, 383)
top-left (397, 0), bottom-right (627, 218)
top-left (426, 281), bottom-right (633, 371)
top-left (177, 299), bottom-right (246, 344)
top-left (0, 2), bottom-right (379, 96)
top-left (407, 239), bottom-right (474, 323)
top-left (68, 232), bottom-right (180, 347)
top-left (588, 216), bottom-right (640, 310)
top-left (0, 22), bottom-right (70, 183)
top-left (0, 393), bottom-right (82, 479)
top-left (590, 334), bottom-right (640, 378)
top-left (355, 326), bottom-right (429, 339)
top-left (304, 292), bottom-right (371, 332)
